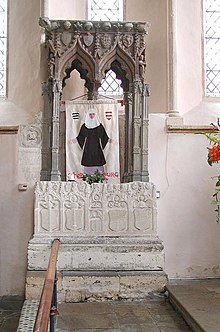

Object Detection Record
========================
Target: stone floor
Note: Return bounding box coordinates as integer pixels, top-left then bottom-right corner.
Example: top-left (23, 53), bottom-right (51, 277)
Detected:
top-left (1, 293), bottom-right (192, 332)
top-left (56, 294), bottom-right (192, 332)
top-left (5, 279), bottom-right (220, 331)
top-left (167, 278), bottom-right (220, 332)
top-left (0, 296), bottom-right (24, 332)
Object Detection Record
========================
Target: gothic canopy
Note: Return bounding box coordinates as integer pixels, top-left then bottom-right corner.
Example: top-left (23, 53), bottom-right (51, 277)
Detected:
top-left (39, 18), bottom-right (150, 91)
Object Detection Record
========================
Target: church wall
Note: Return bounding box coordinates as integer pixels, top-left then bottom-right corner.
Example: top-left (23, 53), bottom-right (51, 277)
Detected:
top-left (149, 109), bottom-right (220, 279)
top-left (0, 0), bottom-right (42, 296)
top-left (8, 0), bottom-right (41, 117)
top-left (126, 0), bottom-right (168, 114)
top-left (0, 134), bottom-right (34, 295)
top-left (176, 0), bottom-right (203, 114)
top-left (48, 0), bottom-right (87, 20)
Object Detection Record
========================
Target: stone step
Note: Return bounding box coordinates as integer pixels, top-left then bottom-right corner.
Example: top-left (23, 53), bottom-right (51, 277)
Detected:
top-left (166, 279), bottom-right (220, 332)
top-left (26, 270), bottom-right (167, 302)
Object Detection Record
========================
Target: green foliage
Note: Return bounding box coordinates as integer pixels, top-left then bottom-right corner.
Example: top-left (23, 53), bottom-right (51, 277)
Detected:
top-left (82, 170), bottom-right (107, 185)
top-left (199, 125), bottom-right (220, 223)
top-left (202, 133), bottom-right (220, 145)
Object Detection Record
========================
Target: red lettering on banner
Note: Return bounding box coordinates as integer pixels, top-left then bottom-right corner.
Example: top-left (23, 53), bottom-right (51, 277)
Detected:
top-left (69, 171), bottom-right (119, 180)
top-left (103, 172), bottom-right (119, 178)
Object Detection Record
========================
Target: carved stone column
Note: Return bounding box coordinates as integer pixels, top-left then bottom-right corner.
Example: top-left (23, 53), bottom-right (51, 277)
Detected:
top-left (132, 81), bottom-right (142, 180)
top-left (123, 91), bottom-right (133, 182)
top-left (124, 81), bottom-right (149, 182)
top-left (167, 0), bottom-right (179, 117)
top-left (40, 0), bottom-right (49, 17)
top-left (140, 83), bottom-right (149, 182)
top-left (40, 81), bottom-right (53, 181)
top-left (50, 79), bottom-right (62, 181)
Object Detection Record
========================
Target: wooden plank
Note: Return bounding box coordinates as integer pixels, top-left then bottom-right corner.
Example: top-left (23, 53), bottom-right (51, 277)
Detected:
top-left (0, 126), bottom-right (19, 134)
top-left (167, 125), bottom-right (219, 134)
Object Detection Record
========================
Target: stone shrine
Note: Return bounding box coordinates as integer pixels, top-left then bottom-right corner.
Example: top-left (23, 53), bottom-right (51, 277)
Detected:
top-left (26, 18), bottom-right (167, 301)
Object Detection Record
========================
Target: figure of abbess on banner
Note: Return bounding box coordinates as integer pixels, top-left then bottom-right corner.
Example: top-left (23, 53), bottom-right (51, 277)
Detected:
top-left (66, 101), bottom-right (120, 184)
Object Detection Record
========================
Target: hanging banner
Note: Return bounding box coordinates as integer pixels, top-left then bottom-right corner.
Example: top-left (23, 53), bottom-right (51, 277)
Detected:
top-left (66, 100), bottom-right (120, 183)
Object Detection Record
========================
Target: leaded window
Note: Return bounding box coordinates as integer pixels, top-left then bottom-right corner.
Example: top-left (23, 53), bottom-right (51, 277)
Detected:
top-left (204, 0), bottom-right (220, 97)
top-left (88, 0), bottom-right (123, 22)
top-left (88, 0), bottom-right (123, 96)
top-left (98, 70), bottom-right (123, 95)
top-left (0, 0), bottom-right (7, 97)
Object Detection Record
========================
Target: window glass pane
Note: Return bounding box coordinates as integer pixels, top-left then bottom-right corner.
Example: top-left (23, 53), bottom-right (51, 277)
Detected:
top-left (204, 0), bottom-right (220, 97)
top-left (98, 70), bottom-right (123, 96)
top-left (0, 0), bottom-right (7, 97)
top-left (88, 0), bottom-right (123, 96)
top-left (88, 0), bottom-right (123, 21)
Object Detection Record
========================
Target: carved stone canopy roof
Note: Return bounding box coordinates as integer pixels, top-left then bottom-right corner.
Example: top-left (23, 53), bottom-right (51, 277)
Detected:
top-left (40, 18), bottom-right (150, 91)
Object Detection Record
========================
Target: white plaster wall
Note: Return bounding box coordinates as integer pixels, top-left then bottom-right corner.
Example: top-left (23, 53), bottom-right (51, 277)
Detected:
top-left (0, 134), bottom-right (34, 295)
top-left (176, 0), bottom-right (203, 113)
top-left (48, 0), bottom-right (87, 19)
top-left (8, 0), bottom-right (41, 119)
top-left (0, 0), bottom-right (41, 296)
top-left (126, 0), bottom-right (168, 113)
top-left (149, 110), bottom-right (220, 278)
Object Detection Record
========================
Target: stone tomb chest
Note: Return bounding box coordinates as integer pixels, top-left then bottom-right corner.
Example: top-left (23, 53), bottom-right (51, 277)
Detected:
top-left (26, 181), bottom-right (167, 302)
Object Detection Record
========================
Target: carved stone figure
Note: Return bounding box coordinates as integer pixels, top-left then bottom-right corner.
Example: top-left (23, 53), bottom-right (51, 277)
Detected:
top-left (139, 54), bottom-right (146, 81)
top-left (100, 33), bottom-right (111, 49)
top-left (122, 34), bottom-right (134, 48)
top-left (48, 52), bottom-right (55, 78)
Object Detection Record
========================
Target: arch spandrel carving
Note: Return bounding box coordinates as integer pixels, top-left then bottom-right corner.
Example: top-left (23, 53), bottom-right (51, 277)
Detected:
top-left (59, 44), bottom-right (95, 83)
top-left (99, 50), bottom-right (134, 88)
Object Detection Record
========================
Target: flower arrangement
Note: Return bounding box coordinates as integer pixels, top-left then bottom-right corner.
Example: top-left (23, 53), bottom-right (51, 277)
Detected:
top-left (81, 170), bottom-right (107, 185)
top-left (201, 125), bottom-right (220, 223)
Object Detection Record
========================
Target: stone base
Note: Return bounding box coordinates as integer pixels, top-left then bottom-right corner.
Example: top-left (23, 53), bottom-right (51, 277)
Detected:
top-left (26, 270), bottom-right (168, 302)
top-left (28, 236), bottom-right (165, 271)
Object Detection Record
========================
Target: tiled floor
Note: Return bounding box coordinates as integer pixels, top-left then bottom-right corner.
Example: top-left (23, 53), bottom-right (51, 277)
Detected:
top-left (0, 296), bottom-right (24, 332)
top-left (56, 294), bottom-right (192, 332)
top-left (16, 299), bottom-right (39, 331)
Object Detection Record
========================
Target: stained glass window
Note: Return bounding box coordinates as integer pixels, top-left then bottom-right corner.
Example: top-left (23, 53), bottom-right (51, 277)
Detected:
top-left (204, 0), bottom-right (220, 97)
top-left (0, 0), bottom-right (7, 97)
top-left (88, 0), bottom-right (123, 96)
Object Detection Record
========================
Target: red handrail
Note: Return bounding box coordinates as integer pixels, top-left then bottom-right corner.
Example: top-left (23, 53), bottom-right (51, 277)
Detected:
top-left (33, 239), bottom-right (60, 332)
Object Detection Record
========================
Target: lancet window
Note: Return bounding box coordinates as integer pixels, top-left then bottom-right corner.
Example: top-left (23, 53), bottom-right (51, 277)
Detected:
top-left (88, 0), bottom-right (124, 96)
top-left (204, 0), bottom-right (220, 97)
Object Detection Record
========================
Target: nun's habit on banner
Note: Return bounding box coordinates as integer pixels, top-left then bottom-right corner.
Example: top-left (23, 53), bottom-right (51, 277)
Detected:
top-left (66, 100), bottom-right (120, 183)
top-left (77, 110), bottom-right (109, 174)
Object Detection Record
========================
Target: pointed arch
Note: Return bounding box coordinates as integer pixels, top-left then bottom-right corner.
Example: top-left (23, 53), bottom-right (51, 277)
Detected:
top-left (58, 42), bottom-right (95, 85)
top-left (99, 48), bottom-right (135, 87)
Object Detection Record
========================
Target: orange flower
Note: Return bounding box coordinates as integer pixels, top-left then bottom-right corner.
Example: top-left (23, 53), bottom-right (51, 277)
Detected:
top-left (208, 144), bottom-right (220, 164)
